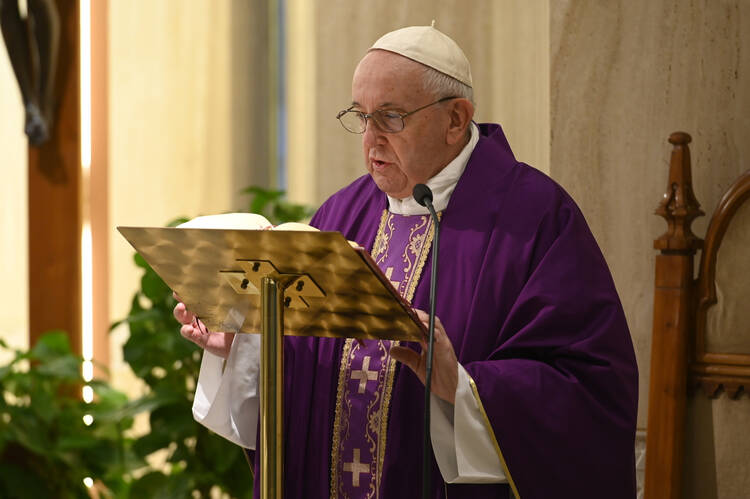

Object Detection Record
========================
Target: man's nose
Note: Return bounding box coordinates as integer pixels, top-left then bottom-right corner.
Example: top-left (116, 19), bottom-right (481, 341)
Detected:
top-left (362, 118), bottom-right (383, 147)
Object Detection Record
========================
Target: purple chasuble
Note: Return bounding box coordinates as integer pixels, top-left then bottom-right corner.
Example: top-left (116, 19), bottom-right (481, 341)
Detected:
top-left (247, 123), bottom-right (638, 499)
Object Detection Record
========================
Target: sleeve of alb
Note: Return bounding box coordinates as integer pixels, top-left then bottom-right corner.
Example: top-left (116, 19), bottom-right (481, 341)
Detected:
top-left (430, 363), bottom-right (508, 483)
top-left (192, 334), bottom-right (261, 449)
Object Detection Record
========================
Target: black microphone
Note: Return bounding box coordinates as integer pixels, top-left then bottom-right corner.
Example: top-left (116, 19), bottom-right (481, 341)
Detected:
top-left (413, 183), bottom-right (440, 499)
top-left (413, 183), bottom-right (433, 208)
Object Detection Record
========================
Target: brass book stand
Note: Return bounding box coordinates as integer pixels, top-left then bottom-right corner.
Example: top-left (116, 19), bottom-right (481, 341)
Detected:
top-left (118, 227), bottom-right (426, 499)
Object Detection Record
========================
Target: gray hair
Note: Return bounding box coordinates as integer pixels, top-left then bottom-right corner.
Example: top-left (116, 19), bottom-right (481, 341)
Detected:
top-left (421, 65), bottom-right (474, 106)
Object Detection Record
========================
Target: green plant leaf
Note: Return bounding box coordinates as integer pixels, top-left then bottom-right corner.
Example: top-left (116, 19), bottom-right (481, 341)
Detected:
top-left (240, 185), bottom-right (315, 225)
top-left (134, 252), bottom-right (149, 269)
top-left (57, 434), bottom-right (101, 451)
top-left (241, 186), bottom-right (285, 216)
top-left (0, 330), bottom-right (141, 497)
top-left (28, 389), bottom-right (59, 424)
top-left (30, 330), bottom-right (74, 360)
top-left (132, 429), bottom-right (174, 460)
top-left (141, 269), bottom-right (171, 304)
top-left (0, 461), bottom-right (55, 498)
top-left (36, 355), bottom-right (82, 380)
top-left (7, 417), bottom-right (51, 456)
top-left (128, 471), bottom-right (170, 498)
top-left (91, 392), bottom-right (173, 424)
top-left (167, 216), bottom-right (190, 227)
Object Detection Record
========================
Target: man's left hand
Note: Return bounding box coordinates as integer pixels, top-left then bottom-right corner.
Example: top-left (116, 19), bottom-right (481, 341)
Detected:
top-left (391, 309), bottom-right (459, 404)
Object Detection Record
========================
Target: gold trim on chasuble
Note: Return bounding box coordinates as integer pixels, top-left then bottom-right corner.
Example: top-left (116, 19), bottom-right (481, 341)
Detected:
top-left (330, 209), bottom-right (437, 498)
top-left (467, 377), bottom-right (521, 499)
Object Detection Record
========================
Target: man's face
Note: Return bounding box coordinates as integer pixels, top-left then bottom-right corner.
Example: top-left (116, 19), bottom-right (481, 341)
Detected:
top-left (351, 51), bottom-right (456, 199)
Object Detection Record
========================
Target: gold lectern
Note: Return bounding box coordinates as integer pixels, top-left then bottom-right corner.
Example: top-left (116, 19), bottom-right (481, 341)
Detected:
top-left (118, 227), bottom-right (426, 499)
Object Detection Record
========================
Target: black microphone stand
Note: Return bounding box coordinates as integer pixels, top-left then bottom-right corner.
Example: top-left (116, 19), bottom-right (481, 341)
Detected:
top-left (413, 184), bottom-right (440, 499)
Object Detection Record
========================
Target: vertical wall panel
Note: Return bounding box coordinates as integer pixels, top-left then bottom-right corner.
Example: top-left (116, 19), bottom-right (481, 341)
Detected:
top-left (28, 0), bottom-right (81, 352)
top-left (550, 0), bottom-right (750, 429)
top-left (0, 35), bottom-right (29, 361)
top-left (107, 0), bottom-right (264, 396)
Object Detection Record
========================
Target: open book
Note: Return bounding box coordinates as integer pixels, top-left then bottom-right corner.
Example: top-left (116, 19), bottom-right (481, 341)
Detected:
top-left (178, 213), bottom-right (362, 248)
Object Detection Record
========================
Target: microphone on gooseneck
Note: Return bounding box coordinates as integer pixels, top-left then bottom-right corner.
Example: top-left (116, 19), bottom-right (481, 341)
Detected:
top-left (413, 183), bottom-right (440, 499)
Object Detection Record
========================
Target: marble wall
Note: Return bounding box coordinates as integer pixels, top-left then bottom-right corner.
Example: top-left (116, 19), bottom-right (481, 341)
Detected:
top-left (0, 39), bottom-right (29, 361)
top-left (107, 0), bottom-right (267, 396)
top-left (550, 0), bottom-right (750, 429)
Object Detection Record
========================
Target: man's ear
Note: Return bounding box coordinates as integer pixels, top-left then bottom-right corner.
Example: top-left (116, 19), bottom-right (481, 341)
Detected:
top-left (445, 99), bottom-right (474, 145)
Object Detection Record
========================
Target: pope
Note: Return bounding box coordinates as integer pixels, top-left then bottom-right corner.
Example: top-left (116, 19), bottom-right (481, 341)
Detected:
top-left (174, 24), bottom-right (638, 499)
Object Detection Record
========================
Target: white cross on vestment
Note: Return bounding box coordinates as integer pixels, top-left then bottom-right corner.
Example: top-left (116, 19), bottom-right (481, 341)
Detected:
top-left (343, 448), bottom-right (370, 487)
top-left (351, 356), bottom-right (379, 394)
top-left (384, 266), bottom-right (401, 291)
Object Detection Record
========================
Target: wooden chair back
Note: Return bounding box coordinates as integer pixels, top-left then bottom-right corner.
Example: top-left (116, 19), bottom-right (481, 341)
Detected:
top-left (644, 132), bottom-right (750, 499)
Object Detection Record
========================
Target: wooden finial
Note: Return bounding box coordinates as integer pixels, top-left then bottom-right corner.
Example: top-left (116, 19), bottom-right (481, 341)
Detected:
top-left (668, 131), bottom-right (691, 146)
top-left (654, 131), bottom-right (704, 252)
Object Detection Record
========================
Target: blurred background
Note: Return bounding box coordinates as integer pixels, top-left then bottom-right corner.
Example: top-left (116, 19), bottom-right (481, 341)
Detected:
top-left (0, 0), bottom-right (748, 497)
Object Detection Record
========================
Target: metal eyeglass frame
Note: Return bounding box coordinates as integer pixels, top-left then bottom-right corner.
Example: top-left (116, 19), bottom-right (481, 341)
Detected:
top-left (336, 96), bottom-right (459, 134)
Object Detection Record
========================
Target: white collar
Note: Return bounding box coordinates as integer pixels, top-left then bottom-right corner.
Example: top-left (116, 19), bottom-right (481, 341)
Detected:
top-left (387, 122), bottom-right (479, 215)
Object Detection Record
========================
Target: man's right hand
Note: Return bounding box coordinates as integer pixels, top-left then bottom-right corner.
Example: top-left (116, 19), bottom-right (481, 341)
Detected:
top-left (173, 292), bottom-right (234, 359)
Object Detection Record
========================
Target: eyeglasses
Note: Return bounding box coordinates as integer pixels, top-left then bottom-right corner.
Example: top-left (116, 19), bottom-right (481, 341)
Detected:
top-left (336, 96), bottom-right (458, 134)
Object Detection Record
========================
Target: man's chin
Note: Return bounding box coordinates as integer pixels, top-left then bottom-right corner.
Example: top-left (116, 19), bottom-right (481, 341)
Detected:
top-left (368, 171), bottom-right (410, 198)
top-left (375, 182), bottom-right (411, 199)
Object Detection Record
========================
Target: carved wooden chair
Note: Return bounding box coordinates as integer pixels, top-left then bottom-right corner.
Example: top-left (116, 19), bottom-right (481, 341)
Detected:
top-left (644, 132), bottom-right (750, 499)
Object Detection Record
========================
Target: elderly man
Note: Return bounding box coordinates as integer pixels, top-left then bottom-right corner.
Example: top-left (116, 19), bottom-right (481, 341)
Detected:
top-left (175, 25), bottom-right (638, 499)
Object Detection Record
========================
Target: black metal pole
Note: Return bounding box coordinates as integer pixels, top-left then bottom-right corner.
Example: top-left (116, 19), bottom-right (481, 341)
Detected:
top-left (422, 199), bottom-right (439, 499)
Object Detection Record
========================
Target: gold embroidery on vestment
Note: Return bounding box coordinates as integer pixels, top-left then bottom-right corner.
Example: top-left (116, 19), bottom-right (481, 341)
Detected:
top-left (371, 210), bottom-right (390, 263)
top-left (330, 209), bottom-right (438, 498)
top-left (404, 213), bottom-right (440, 304)
top-left (330, 339), bottom-right (353, 498)
top-left (402, 215), bottom-right (428, 275)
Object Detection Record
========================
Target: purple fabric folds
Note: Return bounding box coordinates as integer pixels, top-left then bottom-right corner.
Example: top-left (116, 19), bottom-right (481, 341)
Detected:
top-left (247, 123), bottom-right (638, 499)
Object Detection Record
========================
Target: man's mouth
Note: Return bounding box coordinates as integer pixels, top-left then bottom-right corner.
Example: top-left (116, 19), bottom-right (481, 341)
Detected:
top-left (371, 159), bottom-right (389, 171)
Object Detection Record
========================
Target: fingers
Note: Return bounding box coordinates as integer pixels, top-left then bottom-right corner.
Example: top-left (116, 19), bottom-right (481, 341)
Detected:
top-left (413, 309), bottom-right (446, 342)
top-left (180, 323), bottom-right (201, 343)
top-left (173, 301), bottom-right (195, 325)
top-left (174, 297), bottom-right (233, 355)
top-left (179, 323), bottom-right (193, 339)
top-left (175, 298), bottom-right (205, 349)
top-left (398, 311), bottom-right (459, 404)
top-left (432, 317), bottom-right (447, 343)
top-left (391, 345), bottom-right (423, 378)
top-left (414, 309), bottom-right (444, 328)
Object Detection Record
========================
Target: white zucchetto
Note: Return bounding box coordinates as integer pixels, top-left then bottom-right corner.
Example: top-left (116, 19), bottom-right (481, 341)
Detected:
top-left (369, 21), bottom-right (473, 88)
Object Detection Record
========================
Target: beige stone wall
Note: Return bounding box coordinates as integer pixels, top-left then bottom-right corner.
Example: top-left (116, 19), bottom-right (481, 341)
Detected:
top-left (550, 0), bottom-right (750, 430)
top-left (0, 40), bottom-right (29, 362)
top-left (107, 0), bottom-right (266, 396)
